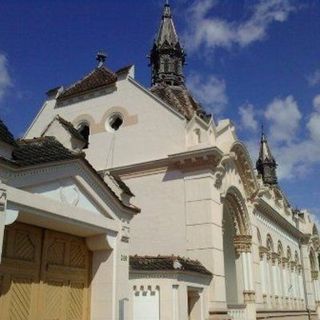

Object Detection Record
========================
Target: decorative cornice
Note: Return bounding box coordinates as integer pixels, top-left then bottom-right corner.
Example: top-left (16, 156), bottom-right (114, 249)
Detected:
top-left (255, 199), bottom-right (304, 239)
top-left (108, 146), bottom-right (223, 178)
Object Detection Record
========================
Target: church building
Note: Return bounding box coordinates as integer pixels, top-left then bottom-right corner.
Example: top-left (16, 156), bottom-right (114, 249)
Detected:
top-left (1, 2), bottom-right (320, 320)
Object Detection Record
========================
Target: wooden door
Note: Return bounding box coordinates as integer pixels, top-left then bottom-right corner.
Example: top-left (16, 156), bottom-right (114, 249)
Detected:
top-left (0, 222), bottom-right (90, 320)
top-left (39, 229), bottom-right (90, 320)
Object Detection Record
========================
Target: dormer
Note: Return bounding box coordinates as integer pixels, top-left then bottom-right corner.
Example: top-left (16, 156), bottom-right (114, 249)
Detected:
top-left (186, 114), bottom-right (216, 149)
top-left (41, 115), bottom-right (87, 152)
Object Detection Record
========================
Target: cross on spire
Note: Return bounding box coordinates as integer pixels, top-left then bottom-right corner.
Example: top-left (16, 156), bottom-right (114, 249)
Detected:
top-left (96, 51), bottom-right (107, 68)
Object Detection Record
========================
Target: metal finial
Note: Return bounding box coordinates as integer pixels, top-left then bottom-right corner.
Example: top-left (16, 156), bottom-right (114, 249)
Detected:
top-left (261, 123), bottom-right (265, 139)
top-left (165, 0), bottom-right (169, 5)
top-left (96, 51), bottom-right (107, 68)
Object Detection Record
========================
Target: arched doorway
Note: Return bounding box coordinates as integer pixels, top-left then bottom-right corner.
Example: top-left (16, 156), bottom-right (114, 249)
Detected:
top-left (222, 188), bottom-right (252, 305)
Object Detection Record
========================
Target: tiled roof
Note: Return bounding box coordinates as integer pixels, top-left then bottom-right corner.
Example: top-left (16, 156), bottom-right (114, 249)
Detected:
top-left (58, 66), bottom-right (117, 101)
top-left (130, 255), bottom-right (212, 276)
top-left (12, 136), bottom-right (82, 166)
top-left (0, 120), bottom-right (17, 146)
top-left (150, 84), bottom-right (211, 121)
top-left (110, 174), bottom-right (134, 197)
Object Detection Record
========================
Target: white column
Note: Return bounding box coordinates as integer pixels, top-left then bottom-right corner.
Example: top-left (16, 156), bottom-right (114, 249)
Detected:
top-left (297, 270), bottom-right (301, 300)
top-left (291, 266), bottom-right (298, 309)
top-left (260, 255), bottom-right (266, 295)
top-left (267, 258), bottom-right (272, 296)
top-left (246, 252), bottom-right (254, 290)
top-left (172, 285), bottom-right (179, 320)
top-left (242, 252), bottom-right (249, 291)
top-left (317, 279), bottom-right (320, 303)
top-left (272, 263), bottom-right (278, 297)
top-left (290, 268), bottom-right (295, 299)
top-left (313, 280), bottom-right (318, 303)
top-left (277, 261), bottom-right (283, 299)
top-left (299, 273), bottom-right (304, 300)
top-left (282, 265), bottom-right (287, 298)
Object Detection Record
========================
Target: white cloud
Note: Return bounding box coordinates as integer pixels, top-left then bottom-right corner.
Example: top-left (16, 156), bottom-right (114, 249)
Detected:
top-left (0, 54), bottom-right (11, 103)
top-left (184, 0), bottom-right (295, 52)
top-left (187, 73), bottom-right (227, 114)
top-left (313, 94), bottom-right (320, 111)
top-left (307, 69), bottom-right (320, 86)
top-left (307, 94), bottom-right (320, 142)
top-left (264, 95), bottom-right (301, 143)
top-left (238, 103), bottom-right (258, 131)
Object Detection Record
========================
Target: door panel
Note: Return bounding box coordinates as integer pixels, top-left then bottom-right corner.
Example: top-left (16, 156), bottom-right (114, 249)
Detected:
top-left (0, 223), bottom-right (90, 320)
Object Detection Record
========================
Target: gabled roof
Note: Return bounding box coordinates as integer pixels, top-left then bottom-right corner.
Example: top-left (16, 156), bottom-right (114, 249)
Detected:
top-left (58, 66), bottom-right (117, 101)
top-left (130, 255), bottom-right (212, 276)
top-left (0, 120), bottom-right (17, 146)
top-left (12, 136), bottom-right (81, 166)
top-left (150, 84), bottom-right (210, 121)
top-left (1, 135), bottom-right (140, 213)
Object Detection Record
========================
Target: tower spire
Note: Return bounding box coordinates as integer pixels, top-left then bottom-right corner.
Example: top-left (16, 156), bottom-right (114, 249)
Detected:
top-left (256, 128), bottom-right (278, 185)
top-left (149, 1), bottom-right (186, 86)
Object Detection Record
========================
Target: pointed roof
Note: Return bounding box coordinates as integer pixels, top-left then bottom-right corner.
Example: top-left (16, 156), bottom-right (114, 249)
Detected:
top-left (58, 66), bottom-right (117, 101)
top-left (156, 3), bottom-right (179, 47)
top-left (258, 132), bottom-right (276, 163)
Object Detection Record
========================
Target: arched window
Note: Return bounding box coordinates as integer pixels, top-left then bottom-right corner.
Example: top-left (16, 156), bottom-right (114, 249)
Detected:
top-left (163, 58), bottom-right (169, 73)
top-left (278, 241), bottom-right (283, 257)
top-left (194, 128), bottom-right (201, 144)
top-left (287, 246), bottom-right (292, 261)
top-left (257, 227), bottom-right (262, 245)
top-left (266, 234), bottom-right (274, 252)
top-left (106, 113), bottom-right (123, 132)
top-left (77, 122), bottom-right (90, 149)
top-left (295, 251), bottom-right (299, 264)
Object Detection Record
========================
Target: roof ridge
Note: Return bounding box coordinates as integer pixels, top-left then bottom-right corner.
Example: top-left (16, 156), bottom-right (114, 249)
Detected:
top-left (58, 66), bottom-right (117, 101)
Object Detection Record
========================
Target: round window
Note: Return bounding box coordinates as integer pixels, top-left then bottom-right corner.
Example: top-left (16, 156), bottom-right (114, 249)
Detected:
top-left (106, 113), bottom-right (123, 132)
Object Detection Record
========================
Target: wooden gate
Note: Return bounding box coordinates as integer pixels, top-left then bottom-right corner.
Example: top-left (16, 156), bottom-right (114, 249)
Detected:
top-left (0, 222), bottom-right (90, 320)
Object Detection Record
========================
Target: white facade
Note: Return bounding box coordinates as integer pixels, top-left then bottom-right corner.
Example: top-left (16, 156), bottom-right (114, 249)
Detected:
top-left (22, 61), bottom-right (320, 320)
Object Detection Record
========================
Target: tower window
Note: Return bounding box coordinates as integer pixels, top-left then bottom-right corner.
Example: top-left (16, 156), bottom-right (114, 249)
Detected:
top-left (77, 122), bottom-right (90, 149)
top-left (163, 59), bottom-right (169, 73)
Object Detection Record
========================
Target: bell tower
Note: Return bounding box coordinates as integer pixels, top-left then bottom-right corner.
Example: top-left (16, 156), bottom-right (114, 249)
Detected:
top-left (149, 2), bottom-right (186, 86)
top-left (256, 128), bottom-right (278, 185)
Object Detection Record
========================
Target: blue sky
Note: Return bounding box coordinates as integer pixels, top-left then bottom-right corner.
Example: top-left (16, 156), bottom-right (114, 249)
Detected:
top-left (0, 0), bottom-right (319, 217)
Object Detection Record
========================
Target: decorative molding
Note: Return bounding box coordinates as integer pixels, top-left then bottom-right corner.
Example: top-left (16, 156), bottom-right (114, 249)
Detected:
top-left (234, 235), bottom-right (252, 253)
top-left (243, 290), bottom-right (255, 303)
top-left (256, 210), bottom-right (300, 247)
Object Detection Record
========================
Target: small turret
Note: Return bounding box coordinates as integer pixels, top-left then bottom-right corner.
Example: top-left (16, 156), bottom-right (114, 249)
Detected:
top-left (256, 128), bottom-right (278, 185)
top-left (149, 1), bottom-right (186, 86)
